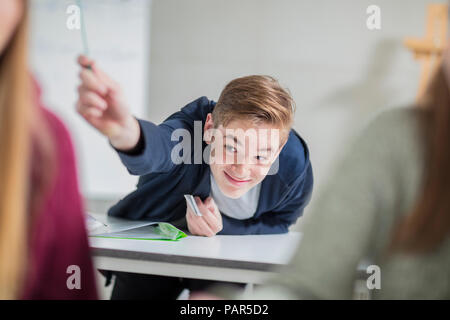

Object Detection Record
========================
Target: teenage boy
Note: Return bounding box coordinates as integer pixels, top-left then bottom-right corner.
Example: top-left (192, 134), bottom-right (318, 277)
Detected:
top-left (76, 56), bottom-right (313, 299)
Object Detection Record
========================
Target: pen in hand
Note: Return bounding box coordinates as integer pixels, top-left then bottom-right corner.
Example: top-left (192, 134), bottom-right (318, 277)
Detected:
top-left (76, 0), bottom-right (92, 70)
top-left (184, 194), bottom-right (203, 217)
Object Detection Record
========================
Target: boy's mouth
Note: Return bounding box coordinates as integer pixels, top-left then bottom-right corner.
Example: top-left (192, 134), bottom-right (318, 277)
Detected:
top-left (223, 171), bottom-right (251, 186)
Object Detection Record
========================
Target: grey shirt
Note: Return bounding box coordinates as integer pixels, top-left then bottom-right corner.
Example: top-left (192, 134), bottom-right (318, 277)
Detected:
top-left (210, 173), bottom-right (261, 220)
top-left (246, 108), bottom-right (450, 299)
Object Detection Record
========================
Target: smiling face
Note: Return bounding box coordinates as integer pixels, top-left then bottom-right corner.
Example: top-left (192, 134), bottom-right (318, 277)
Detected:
top-left (0, 0), bottom-right (24, 55)
top-left (204, 114), bottom-right (287, 199)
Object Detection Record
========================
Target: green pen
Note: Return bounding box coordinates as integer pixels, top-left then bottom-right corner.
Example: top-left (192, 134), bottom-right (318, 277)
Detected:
top-left (76, 0), bottom-right (92, 70)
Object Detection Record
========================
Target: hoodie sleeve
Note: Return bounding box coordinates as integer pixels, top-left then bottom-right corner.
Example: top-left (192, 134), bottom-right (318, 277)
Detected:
top-left (114, 97), bottom-right (212, 175)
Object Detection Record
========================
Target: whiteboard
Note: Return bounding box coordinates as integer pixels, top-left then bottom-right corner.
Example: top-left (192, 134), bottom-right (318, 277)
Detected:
top-left (29, 0), bottom-right (152, 198)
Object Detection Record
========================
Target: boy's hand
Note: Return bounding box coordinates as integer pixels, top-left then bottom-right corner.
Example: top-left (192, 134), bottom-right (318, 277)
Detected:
top-left (76, 55), bottom-right (140, 151)
top-left (186, 197), bottom-right (223, 237)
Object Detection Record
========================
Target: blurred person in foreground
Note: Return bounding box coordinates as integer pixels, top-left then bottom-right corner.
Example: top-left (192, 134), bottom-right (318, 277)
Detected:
top-left (0, 0), bottom-right (97, 299)
top-left (194, 47), bottom-right (450, 300)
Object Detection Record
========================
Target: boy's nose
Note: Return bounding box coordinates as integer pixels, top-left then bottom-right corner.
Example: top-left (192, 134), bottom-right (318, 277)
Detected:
top-left (230, 164), bottom-right (249, 179)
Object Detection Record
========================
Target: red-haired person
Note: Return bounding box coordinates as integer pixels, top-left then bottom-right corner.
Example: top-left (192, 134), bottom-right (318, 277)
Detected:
top-left (234, 50), bottom-right (450, 300)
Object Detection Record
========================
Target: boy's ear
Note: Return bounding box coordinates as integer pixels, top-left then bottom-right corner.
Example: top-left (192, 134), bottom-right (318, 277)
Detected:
top-left (203, 113), bottom-right (214, 144)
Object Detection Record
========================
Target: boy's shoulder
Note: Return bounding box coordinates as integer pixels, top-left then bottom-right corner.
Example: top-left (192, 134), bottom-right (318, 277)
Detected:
top-left (276, 129), bottom-right (312, 186)
top-left (165, 96), bottom-right (215, 125)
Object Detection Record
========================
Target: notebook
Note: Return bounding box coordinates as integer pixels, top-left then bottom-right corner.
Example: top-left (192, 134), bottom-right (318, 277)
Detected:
top-left (87, 213), bottom-right (187, 241)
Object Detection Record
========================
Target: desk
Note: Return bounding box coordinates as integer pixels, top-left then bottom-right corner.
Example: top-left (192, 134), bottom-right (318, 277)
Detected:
top-left (89, 214), bottom-right (301, 284)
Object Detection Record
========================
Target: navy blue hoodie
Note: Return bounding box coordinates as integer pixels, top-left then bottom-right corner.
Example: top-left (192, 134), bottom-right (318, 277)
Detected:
top-left (108, 96), bottom-right (313, 235)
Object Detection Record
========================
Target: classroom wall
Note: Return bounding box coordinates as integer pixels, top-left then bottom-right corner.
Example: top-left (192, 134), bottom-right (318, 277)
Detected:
top-left (29, 0), bottom-right (152, 199)
top-left (146, 0), bottom-right (445, 225)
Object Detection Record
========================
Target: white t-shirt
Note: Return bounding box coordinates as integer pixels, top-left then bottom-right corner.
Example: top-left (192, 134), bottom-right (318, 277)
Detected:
top-left (210, 173), bottom-right (261, 220)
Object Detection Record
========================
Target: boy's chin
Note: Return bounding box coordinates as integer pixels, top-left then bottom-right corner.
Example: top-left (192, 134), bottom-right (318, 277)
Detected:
top-left (220, 185), bottom-right (249, 199)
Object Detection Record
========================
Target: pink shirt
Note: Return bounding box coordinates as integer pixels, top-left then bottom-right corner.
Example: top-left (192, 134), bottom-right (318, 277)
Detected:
top-left (21, 83), bottom-right (98, 299)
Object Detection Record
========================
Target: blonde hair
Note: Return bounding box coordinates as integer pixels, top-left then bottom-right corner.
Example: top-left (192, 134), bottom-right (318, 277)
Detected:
top-left (0, 5), bottom-right (31, 298)
top-left (212, 75), bottom-right (295, 132)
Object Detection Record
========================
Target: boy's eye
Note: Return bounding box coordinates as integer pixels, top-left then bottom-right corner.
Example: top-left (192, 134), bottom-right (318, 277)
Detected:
top-left (225, 145), bottom-right (237, 153)
top-left (255, 155), bottom-right (267, 161)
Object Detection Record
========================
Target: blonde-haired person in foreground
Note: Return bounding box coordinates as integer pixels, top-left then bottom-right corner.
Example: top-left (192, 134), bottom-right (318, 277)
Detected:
top-left (194, 47), bottom-right (450, 300)
top-left (0, 0), bottom-right (97, 299)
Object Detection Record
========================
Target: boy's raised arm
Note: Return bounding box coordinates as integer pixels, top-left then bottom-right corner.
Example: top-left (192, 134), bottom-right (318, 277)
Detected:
top-left (76, 55), bottom-right (176, 175)
top-left (76, 55), bottom-right (140, 151)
